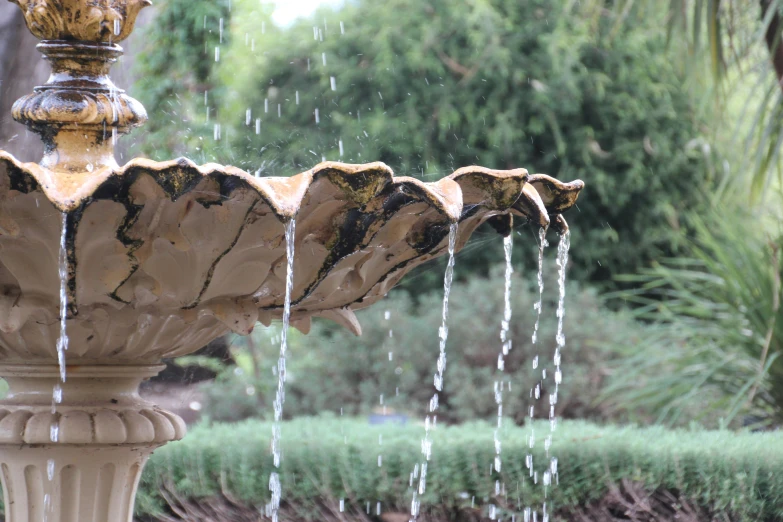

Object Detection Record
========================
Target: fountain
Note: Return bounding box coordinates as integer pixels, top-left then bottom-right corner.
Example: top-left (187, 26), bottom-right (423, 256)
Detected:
top-left (0, 1), bottom-right (583, 520)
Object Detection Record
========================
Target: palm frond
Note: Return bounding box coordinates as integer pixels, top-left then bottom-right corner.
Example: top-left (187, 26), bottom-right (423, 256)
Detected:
top-left (602, 207), bottom-right (783, 426)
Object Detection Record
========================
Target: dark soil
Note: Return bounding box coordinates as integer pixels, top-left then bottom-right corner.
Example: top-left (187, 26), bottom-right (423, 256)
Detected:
top-left (137, 480), bottom-right (732, 522)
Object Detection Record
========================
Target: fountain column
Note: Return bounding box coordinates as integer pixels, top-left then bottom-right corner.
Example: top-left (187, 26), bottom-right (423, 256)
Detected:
top-left (0, 365), bottom-right (184, 522)
top-left (0, 1), bottom-right (184, 520)
top-left (8, 0), bottom-right (149, 174)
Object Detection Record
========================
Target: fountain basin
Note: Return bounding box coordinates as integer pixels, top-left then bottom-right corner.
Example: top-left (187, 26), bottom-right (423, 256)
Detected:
top-left (0, 0), bottom-right (583, 519)
top-left (0, 152), bottom-right (582, 362)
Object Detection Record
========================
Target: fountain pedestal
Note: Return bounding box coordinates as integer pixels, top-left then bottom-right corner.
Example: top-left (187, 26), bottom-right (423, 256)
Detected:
top-left (0, 365), bottom-right (184, 522)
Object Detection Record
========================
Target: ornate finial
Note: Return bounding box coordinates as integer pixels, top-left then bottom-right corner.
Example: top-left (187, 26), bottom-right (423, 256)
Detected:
top-left (8, 0), bottom-right (151, 173)
top-left (10, 0), bottom-right (151, 43)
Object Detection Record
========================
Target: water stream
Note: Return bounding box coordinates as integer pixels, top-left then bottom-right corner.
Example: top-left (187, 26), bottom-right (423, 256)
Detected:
top-left (265, 218), bottom-right (296, 522)
top-left (489, 234), bottom-right (514, 519)
top-left (410, 223), bottom-right (457, 521)
top-left (521, 227), bottom-right (548, 519)
top-left (526, 229), bottom-right (571, 521)
top-left (546, 230), bottom-right (571, 491)
top-left (531, 227), bottom-right (548, 345)
top-left (45, 212), bottom-right (70, 519)
top-left (56, 212), bottom-right (69, 384)
top-left (375, 308), bottom-right (395, 516)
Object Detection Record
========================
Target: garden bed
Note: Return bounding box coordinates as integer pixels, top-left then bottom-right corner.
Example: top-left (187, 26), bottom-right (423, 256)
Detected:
top-left (135, 417), bottom-right (783, 521)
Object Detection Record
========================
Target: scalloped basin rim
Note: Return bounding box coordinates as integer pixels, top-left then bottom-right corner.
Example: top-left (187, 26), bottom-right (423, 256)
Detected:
top-left (0, 151), bottom-right (583, 219)
top-left (0, 149), bottom-right (583, 354)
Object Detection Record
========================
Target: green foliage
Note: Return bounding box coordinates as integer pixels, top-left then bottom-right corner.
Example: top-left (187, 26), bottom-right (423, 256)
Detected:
top-left (199, 260), bottom-right (643, 425)
top-left (580, 0), bottom-right (783, 202)
top-left (604, 207), bottom-right (783, 427)
top-left (136, 417), bottom-right (783, 520)
top-left (132, 0), bottom-right (237, 161)
top-left (135, 0), bottom-right (715, 293)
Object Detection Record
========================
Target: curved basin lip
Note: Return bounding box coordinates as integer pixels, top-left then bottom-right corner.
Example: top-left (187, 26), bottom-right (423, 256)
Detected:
top-left (0, 149), bottom-right (585, 335)
top-left (0, 150), bottom-right (583, 219)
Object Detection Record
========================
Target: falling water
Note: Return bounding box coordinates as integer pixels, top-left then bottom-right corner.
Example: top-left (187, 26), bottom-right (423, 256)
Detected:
top-left (410, 224), bottom-right (457, 521)
top-left (523, 227), bottom-right (548, 518)
top-left (489, 234), bottom-right (513, 519)
top-left (528, 230), bottom-right (570, 521)
top-left (46, 213), bottom-right (69, 521)
top-left (547, 230), bottom-right (570, 485)
top-left (265, 219), bottom-right (296, 522)
top-left (531, 227), bottom-right (548, 344)
top-left (56, 212), bottom-right (69, 384)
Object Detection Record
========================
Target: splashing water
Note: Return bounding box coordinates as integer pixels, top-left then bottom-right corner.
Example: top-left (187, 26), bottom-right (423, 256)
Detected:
top-left (265, 218), bottom-right (296, 522)
top-left (410, 224), bottom-right (457, 521)
top-left (490, 234), bottom-right (513, 517)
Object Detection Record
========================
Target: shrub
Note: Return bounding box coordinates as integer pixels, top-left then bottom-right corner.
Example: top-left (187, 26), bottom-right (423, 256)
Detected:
top-left (136, 417), bottom-right (783, 521)
top-left (199, 258), bottom-right (645, 425)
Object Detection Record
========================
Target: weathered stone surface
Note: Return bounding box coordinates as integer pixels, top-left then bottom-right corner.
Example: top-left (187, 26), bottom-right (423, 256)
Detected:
top-left (0, 152), bottom-right (582, 363)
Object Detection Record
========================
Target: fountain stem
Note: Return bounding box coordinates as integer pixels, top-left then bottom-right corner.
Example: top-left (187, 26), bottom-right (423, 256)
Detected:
top-left (9, 0), bottom-right (150, 173)
top-left (0, 364), bottom-right (185, 522)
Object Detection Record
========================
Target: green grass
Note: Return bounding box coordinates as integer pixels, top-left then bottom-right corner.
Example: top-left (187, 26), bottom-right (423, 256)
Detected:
top-left (137, 417), bottom-right (783, 520)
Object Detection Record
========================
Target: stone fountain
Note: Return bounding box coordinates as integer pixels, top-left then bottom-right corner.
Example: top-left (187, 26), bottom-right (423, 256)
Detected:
top-left (0, 1), bottom-right (583, 520)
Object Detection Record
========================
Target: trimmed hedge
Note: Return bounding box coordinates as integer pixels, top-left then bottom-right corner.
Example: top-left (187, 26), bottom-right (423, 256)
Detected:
top-left (137, 417), bottom-right (783, 520)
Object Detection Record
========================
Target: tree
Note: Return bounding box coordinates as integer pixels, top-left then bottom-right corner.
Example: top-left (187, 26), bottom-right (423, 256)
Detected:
top-left (580, 0), bottom-right (783, 201)
top-left (134, 0), bottom-right (716, 292)
top-left (132, 0), bottom-right (235, 162)
top-left (223, 0), bottom-right (715, 290)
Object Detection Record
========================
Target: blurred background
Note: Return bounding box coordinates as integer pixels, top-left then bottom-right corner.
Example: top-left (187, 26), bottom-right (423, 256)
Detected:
top-left (3, 0), bottom-right (783, 520)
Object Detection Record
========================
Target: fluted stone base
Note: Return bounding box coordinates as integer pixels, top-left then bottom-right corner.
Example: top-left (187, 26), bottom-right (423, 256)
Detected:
top-left (0, 365), bottom-right (186, 522)
top-left (0, 445), bottom-right (153, 522)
